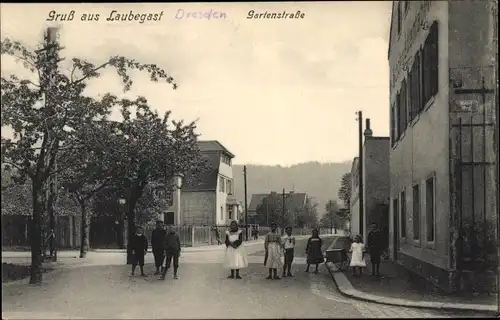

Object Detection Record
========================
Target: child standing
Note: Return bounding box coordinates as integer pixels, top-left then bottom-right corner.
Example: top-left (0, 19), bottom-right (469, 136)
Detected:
top-left (151, 220), bottom-right (166, 275)
top-left (130, 226), bottom-right (148, 277)
top-left (349, 235), bottom-right (367, 276)
top-left (224, 220), bottom-right (248, 279)
top-left (281, 226), bottom-right (295, 277)
top-left (160, 225), bottom-right (181, 280)
top-left (264, 222), bottom-right (283, 280)
top-left (305, 228), bottom-right (324, 273)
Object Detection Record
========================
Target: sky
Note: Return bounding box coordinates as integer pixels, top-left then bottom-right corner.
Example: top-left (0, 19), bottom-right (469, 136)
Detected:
top-left (0, 2), bottom-right (392, 166)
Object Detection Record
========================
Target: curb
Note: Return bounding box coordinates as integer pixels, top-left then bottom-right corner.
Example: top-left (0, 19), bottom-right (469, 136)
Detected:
top-left (327, 266), bottom-right (497, 314)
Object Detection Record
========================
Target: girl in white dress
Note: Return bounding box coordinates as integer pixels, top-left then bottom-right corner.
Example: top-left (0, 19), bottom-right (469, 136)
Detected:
top-left (224, 220), bottom-right (248, 279)
top-left (349, 235), bottom-right (366, 276)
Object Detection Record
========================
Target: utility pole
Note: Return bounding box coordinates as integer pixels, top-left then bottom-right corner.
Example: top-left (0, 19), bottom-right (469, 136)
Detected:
top-left (29, 27), bottom-right (63, 284)
top-left (244, 166), bottom-right (248, 241)
top-left (45, 28), bottom-right (63, 263)
top-left (356, 111), bottom-right (364, 238)
top-left (282, 188), bottom-right (285, 235)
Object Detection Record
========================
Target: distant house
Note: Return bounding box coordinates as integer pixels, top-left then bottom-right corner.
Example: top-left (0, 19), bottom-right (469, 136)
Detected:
top-left (179, 140), bottom-right (239, 226)
top-left (349, 119), bottom-right (390, 244)
top-left (248, 191), bottom-right (308, 226)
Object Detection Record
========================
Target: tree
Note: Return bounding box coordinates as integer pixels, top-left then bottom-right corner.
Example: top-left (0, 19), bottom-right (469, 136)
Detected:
top-left (58, 121), bottom-right (126, 258)
top-left (338, 172), bottom-right (352, 217)
top-left (320, 200), bottom-right (341, 232)
top-left (255, 193), bottom-right (282, 226)
top-left (113, 104), bottom-right (208, 264)
top-left (0, 29), bottom-right (177, 283)
top-left (297, 197), bottom-right (319, 228)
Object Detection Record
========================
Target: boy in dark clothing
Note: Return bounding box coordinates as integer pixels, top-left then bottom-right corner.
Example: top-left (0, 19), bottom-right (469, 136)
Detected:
top-left (160, 225), bottom-right (181, 280)
top-left (131, 226), bottom-right (148, 277)
top-left (151, 220), bottom-right (166, 275)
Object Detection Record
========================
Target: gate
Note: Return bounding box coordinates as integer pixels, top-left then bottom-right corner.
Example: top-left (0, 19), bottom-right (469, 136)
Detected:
top-left (449, 66), bottom-right (497, 291)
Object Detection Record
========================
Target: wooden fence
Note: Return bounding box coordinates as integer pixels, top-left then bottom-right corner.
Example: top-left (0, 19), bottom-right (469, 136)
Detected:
top-left (3, 217), bottom-right (338, 251)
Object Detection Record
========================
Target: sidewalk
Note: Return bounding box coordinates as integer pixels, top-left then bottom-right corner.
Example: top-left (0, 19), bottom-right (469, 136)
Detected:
top-left (328, 257), bottom-right (497, 313)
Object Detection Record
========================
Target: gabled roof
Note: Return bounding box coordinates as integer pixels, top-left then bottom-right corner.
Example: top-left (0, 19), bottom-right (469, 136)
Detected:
top-left (197, 140), bottom-right (235, 158)
top-left (248, 194), bottom-right (270, 212)
top-left (182, 152), bottom-right (220, 191)
top-left (387, 1), bottom-right (396, 60)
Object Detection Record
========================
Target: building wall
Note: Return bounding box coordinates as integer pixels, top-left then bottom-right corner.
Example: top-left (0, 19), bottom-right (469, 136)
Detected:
top-left (216, 155), bottom-right (234, 226)
top-left (181, 191), bottom-right (216, 226)
top-left (446, 0), bottom-right (498, 292)
top-left (388, 1), bottom-right (450, 272)
top-left (350, 138), bottom-right (390, 241)
top-left (350, 162), bottom-right (360, 237)
top-left (165, 175), bottom-right (183, 225)
top-left (364, 138), bottom-right (391, 240)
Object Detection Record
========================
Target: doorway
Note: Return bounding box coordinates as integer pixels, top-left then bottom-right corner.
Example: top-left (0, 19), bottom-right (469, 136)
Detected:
top-left (392, 198), bottom-right (399, 261)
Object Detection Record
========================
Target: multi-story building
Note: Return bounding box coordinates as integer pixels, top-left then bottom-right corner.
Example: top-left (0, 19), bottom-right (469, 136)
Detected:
top-left (349, 119), bottom-right (390, 243)
top-left (388, 0), bottom-right (497, 293)
top-left (180, 140), bottom-right (240, 226)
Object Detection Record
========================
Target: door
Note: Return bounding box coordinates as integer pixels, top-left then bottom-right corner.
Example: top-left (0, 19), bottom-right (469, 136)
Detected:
top-left (165, 212), bottom-right (175, 225)
top-left (392, 198), bottom-right (399, 261)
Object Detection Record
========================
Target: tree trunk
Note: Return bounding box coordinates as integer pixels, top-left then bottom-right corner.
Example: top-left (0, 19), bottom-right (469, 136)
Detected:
top-left (117, 219), bottom-right (124, 249)
top-left (29, 179), bottom-right (44, 285)
top-left (79, 201), bottom-right (91, 258)
top-left (126, 204), bottom-right (135, 265)
top-left (47, 177), bottom-right (56, 261)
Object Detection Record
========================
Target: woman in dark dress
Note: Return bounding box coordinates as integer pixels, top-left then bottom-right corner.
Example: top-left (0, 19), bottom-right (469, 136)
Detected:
top-left (367, 222), bottom-right (383, 276)
top-left (305, 228), bottom-right (324, 273)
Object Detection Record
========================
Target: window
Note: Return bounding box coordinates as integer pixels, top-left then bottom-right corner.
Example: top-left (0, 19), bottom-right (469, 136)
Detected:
top-left (409, 49), bottom-right (424, 119)
top-left (226, 179), bottom-right (232, 195)
top-left (393, 197), bottom-right (399, 237)
top-left (165, 191), bottom-right (173, 206)
top-left (221, 154), bottom-right (232, 166)
top-left (397, 2), bottom-right (402, 35)
top-left (228, 206), bottom-right (233, 220)
top-left (412, 184), bottom-right (420, 241)
top-left (398, 79), bottom-right (408, 135)
top-left (400, 190), bottom-right (407, 238)
top-left (422, 21), bottom-right (439, 106)
top-left (422, 21), bottom-right (439, 107)
top-left (220, 206), bottom-right (224, 222)
top-left (426, 176), bottom-right (435, 242)
top-left (390, 102), bottom-right (397, 146)
top-left (219, 176), bottom-right (225, 192)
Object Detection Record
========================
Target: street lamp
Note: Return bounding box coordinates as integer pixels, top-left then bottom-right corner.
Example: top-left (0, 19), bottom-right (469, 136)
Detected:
top-left (117, 198), bottom-right (126, 250)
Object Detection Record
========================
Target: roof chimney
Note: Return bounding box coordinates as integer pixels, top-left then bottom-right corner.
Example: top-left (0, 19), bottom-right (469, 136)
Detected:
top-left (364, 118), bottom-right (373, 137)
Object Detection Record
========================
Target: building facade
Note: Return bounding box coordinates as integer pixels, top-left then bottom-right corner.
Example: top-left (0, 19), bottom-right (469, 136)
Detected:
top-left (349, 120), bottom-right (390, 243)
top-left (180, 140), bottom-right (239, 226)
top-left (388, 0), bottom-right (497, 293)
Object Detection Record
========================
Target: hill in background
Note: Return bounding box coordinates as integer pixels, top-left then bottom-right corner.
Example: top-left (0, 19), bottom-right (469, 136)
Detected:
top-left (232, 161), bottom-right (352, 216)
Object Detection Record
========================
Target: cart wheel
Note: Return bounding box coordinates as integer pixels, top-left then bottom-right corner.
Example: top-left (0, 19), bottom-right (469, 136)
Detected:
top-left (333, 261), bottom-right (344, 271)
top-left (341, 258), bottom-right (350, 271)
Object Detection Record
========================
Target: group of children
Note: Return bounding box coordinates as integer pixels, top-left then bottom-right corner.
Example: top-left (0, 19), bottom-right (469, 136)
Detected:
top-left (130, 220), bottom-right (181, 280)
top-left (130, 220), bottom-right (384, 281)
top-left (349, 222), bottom-right (384, 277)
top-left (223, 221), bottom-right (326, 280)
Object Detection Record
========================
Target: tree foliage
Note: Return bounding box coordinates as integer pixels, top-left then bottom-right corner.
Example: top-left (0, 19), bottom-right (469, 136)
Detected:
top-left (319, 200), bottom-right (343, 230)
top-left (338, 172), bottom-right (352, 215)
top-left (112, 103), bottom-right (209, 233)
top-left (0, 30), bottom-right (179, 283)
top-left (297, 196), bottom-right (319, 228)
top-left (255, 193), bottom-right (283, 226)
